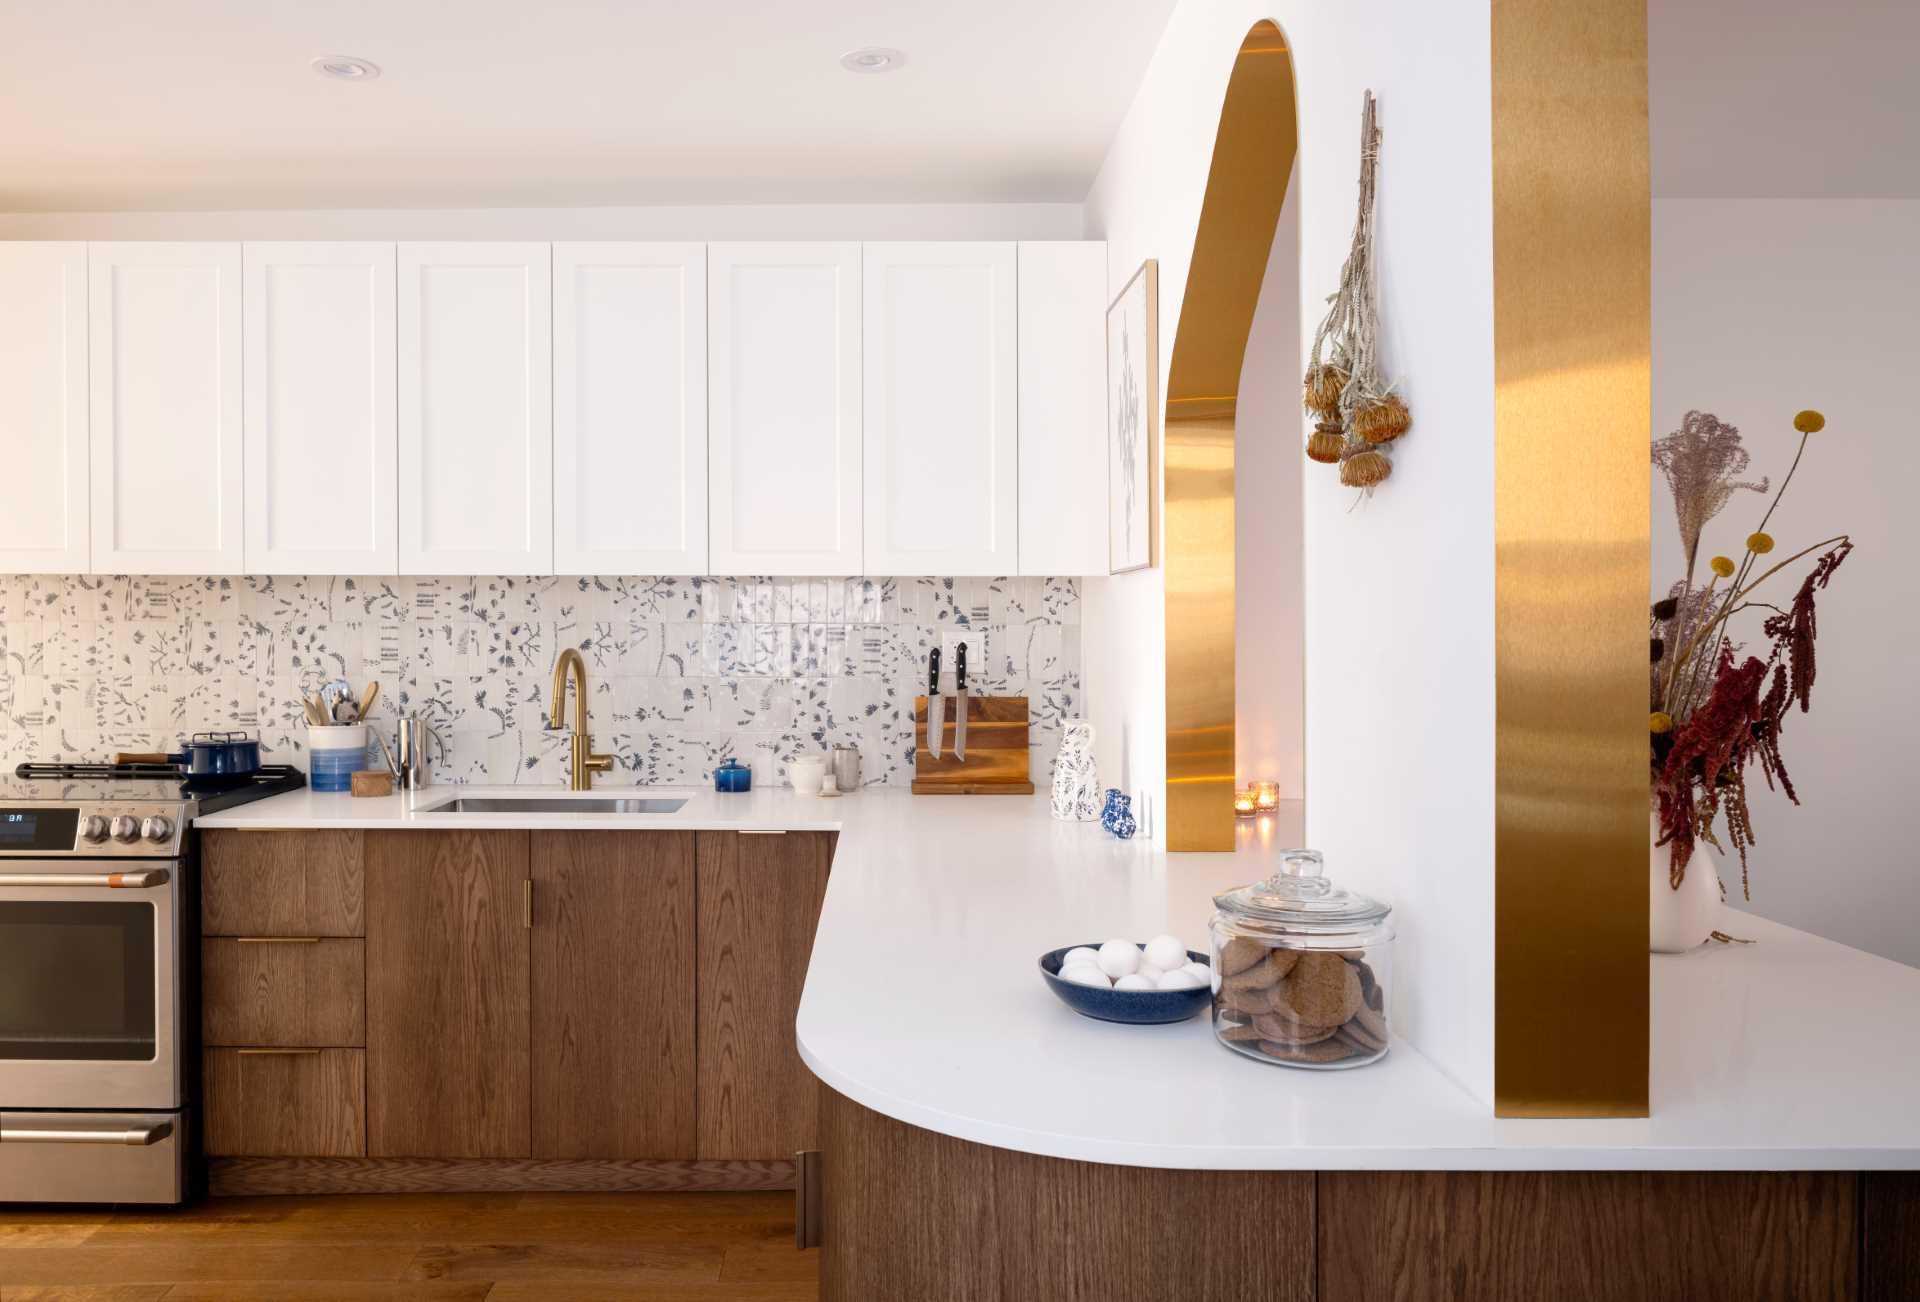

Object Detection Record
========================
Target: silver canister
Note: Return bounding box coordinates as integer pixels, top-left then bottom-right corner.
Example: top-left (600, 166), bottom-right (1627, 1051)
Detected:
top-left (396, 713), bottom-right (443, 791)
top-left (831, 744), bottom-right (861, 792)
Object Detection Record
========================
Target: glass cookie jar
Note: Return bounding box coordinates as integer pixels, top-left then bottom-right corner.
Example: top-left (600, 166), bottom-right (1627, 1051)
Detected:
top-left (1209, 849), bottom-right (1393, 1069)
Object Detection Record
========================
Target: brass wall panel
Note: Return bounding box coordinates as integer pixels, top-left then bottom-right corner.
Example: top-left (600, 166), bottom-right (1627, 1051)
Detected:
top-left (1492, 0), bottom-right (1651, 1115)
top-left (1164, 22), bottom-right (1297, 852)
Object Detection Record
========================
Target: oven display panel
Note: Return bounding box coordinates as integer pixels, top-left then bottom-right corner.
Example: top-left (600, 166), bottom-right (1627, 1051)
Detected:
top-left (0, 809), bottom-right (81, 851)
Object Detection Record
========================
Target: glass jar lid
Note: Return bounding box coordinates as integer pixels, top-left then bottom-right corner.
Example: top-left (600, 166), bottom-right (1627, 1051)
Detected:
top-left (1213, 849), bottom-right (1392, 940)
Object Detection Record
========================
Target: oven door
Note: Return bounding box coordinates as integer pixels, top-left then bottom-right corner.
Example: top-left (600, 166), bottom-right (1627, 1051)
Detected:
top-left (0, 860), bottom-right (180, 1110)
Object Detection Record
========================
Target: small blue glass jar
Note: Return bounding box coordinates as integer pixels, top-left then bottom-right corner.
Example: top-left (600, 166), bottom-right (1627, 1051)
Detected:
top-left (714, 757), bottom-right (752, 793)
top-left (1101, 788), bottom-right (1137, 839)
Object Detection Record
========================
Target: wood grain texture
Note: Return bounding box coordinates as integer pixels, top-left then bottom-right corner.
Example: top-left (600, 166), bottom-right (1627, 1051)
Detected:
top-left (912, 695), bottom-right (1030, 789)
top-left (1865, 1172), bottom-right (1920, 1302)
top-left (696, 831), bottom-right (833, 1160)
top-left (203, 1048), bottom-right (366, 1157)
top-left (202, 830), bottom-right (365, 937)
top-left (365, 830), bottom-right (530, 1159)
top-left (202, 938), bottom-right (365, 1047)
top-left (819, 1087), bottom-right (1313, 1302)
top-left (206, 1157), bottom-right (795, 1197)
top-left (531, 830), bottom-right (697, 1160)
top-left (1318, 1171), bottom-right (1857, 1302)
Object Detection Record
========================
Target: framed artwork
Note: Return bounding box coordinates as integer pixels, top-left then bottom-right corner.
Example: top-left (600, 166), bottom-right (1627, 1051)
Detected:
top-left (1106, 259), bottom-right (1159, 574)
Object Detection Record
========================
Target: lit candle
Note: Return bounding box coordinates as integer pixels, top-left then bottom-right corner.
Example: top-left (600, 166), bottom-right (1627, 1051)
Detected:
top-left (1251, 781), bottom-right (1280, 812)
top-left (1233, 789), bottom-right (1257, 817)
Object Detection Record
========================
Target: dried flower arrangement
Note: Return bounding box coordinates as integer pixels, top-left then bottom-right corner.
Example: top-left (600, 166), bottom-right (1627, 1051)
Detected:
top-left (1649, 408), bottom-right (1852, 896)
top-left (1303, 90), bottom-right (1410, 493)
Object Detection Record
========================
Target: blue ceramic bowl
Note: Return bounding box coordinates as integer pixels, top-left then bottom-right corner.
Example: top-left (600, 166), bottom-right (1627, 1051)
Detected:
top-left (1038, 942), bottom-right (1213, 1025)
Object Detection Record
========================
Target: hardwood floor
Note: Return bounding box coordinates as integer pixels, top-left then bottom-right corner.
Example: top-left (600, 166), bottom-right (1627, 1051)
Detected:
top-left (0, 1192), bottom-right (818, 1301)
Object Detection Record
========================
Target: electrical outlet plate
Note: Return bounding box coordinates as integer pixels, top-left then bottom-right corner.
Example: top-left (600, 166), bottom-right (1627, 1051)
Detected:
top-left (939, 629), bottom-right (984, 685)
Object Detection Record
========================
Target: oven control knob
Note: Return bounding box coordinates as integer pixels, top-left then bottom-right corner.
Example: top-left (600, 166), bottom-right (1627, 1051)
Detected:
top-left (141, 815), bottom-right (174, 843)
top-left (109, 815), bottom-right (140, 843)
top-left (79, 814), bottom-right (110, 842)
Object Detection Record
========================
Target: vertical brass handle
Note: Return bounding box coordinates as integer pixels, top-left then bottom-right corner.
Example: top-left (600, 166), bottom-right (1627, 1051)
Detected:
top-left (524, 879), bottom-right (533, 929)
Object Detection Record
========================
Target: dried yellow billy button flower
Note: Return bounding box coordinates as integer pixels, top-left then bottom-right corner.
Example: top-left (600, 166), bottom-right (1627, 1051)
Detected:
top-left (1793, 409), bottom-right (1825, 434)
top-left (1746, 532), bottom-right (1776, 555)
top-left (1649, 711), bottom-right (1674, 735)
top-left (1710, 555), bottom-right (1736, 578)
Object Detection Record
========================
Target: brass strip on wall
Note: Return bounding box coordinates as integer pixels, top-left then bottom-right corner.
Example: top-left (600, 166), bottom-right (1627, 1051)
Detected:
top-left (1164, 21), bottom-right (1297, 852)
top-left (1492, 0), bottom-right (1651, 1115)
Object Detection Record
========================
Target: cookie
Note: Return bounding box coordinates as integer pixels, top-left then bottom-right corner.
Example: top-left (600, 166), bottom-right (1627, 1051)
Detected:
top-left (1253, 1011), bottom-right (1339, 1045)
top-left (1218, 1021), bottom-right (1265, 1042)
top-left (1350, 1001), bottom-right (1388, 1044)
top-left (1257, 1037), bottom-right (1356, 1065)
top-left (1219, 938), bottom-right (1268, 976)
top-left (1270, 952), bottom-right (1363, 1026)
top-left (1222, 952), bottom-right (1285, 995)
top-left (1332, 1024), bottom-right (1386, 1059)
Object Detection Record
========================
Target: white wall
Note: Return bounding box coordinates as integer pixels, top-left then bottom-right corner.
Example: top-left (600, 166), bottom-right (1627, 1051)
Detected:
top-left (1235, 161), bottom-right (1304, 800)
top-left (1653, 199), bottom-right (1920, 968)
top-left (1084, 0), bottom-right (1497, 1103)
top-left (0, 203), bottom-right (1082, 242)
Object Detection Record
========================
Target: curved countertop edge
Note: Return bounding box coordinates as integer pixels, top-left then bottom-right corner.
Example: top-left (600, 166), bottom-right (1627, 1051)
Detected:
top-left (198, 784), bottom-right (1920, 1172)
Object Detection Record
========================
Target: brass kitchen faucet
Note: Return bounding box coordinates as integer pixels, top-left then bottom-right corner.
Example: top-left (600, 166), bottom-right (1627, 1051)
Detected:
top-left (549, 648), bottom-right (613, 791)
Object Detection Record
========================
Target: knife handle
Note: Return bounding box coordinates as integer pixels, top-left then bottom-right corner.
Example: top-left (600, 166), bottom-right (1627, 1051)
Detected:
top-left (955, 641), bottom-right (968, 691)
top-left (928, 646), bottom-right (942, 696)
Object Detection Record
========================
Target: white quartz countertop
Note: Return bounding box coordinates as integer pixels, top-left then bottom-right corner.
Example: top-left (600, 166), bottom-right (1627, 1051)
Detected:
top-left (198, 784), bottom-right (1920, 1171)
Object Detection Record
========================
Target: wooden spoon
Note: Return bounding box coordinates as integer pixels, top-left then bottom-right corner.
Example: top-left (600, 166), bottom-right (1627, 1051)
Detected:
top-left (358, 681), bottom-right (380, 719)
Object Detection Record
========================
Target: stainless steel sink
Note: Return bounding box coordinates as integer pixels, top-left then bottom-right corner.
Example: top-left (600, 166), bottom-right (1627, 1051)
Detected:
top-left (422, 796), bottom-right (688, 815)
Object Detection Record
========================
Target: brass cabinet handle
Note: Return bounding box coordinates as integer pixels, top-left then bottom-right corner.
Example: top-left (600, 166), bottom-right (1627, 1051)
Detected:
top-left (235, 937), bottom-right (321, 944)
top-left (235, 1048), bottom-right (321, 1056)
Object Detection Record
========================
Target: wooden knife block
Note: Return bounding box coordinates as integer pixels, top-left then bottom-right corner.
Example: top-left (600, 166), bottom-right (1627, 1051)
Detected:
top-left (911, 695), bottom-right (1034, 794)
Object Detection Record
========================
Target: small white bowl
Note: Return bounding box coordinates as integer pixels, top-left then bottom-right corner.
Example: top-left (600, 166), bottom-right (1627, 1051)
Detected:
top-left (789, 756), bottom-right (827, 796)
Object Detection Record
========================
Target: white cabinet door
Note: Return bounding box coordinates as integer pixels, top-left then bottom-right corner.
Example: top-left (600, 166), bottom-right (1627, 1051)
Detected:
top-left (397, 243), bottom-right (553, 575)
top-left (862, 243), bottom-right (1018, 577)
top-left (88, 243), bottom-right (243, 574)
top-left (553, 243), bottom-right (706, 575)
top-left (243, 243), bottom-right (398, 575)
top-left (0, 243), bottom-right (89, 573)
top-left (708, 243), bottom-right (861, 576)
top-left (1016, 242), bottom-right (1108, 576)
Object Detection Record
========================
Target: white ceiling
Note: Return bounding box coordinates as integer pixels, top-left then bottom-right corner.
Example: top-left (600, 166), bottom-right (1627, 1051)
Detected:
top-left (0, 0), bottom-right (1178, 212)
top-left (1651, 0), bottom-right (1920, 198)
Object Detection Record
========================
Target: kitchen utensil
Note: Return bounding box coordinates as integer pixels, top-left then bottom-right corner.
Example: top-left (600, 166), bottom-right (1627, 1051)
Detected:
top-left (1037, 943), bottom-right (1213, 1024)
top-left (300, 694), bottom-right (328, 726)
top-left (111, 752), bottom-right (171, 766)
top-left (350, 769), bottom-right (394, 798)
top-left (789, 755), bottom-right (827, 796)
top-left (307, 723), bottom-right (369, 793)
top-left (953, 641), bottom-right (969, 762)
top-left (372, 729), bottom-right (400, 778)
top-left (357, 681), bottom-right (380, 719)
top-left (331, 697), bottom-right (361, 724)
top-left (168, 732), bottom-right (261, 778)
top-left (714, 757), bottom-right (752, 793)
top-left (831, 744), bottom-right (861, 792)
top-left (925, 647), bottom-right (944, 761)
top-left (1209, 849), bottom-right (1394, 1069)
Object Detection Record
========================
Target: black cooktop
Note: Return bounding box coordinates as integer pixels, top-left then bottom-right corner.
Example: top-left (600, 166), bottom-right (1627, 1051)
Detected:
top-left (6, 763), bottom-right (307, 815)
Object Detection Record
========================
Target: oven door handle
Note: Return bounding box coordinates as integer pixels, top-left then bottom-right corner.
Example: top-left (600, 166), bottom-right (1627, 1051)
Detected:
top-left (0, 868), bottom-right (170, 889)
top-left (0, 1120), bottom-right (173, 1146)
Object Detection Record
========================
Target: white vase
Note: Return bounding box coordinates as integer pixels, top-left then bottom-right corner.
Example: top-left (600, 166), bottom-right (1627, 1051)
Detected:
top-left (1051, 720), bottom-right (1101, 821)
top-left (1650, 810), bottom-right (1721, 953)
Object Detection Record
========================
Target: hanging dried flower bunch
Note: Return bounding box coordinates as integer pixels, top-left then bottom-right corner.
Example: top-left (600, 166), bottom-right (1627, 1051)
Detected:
top-left (1303, 90), bottom-right (1410, 493)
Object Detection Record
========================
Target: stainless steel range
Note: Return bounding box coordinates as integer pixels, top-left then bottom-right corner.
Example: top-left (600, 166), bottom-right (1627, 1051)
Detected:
top-left (0, 762), bottom-right (303, 1204)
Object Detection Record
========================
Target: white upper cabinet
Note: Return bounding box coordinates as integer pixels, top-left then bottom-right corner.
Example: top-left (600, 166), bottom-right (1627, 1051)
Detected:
top-left (243, 243), bottom-right (398, 575)
top-left (0, 243), bottom-right (89, 573)
top-left (708, 243), bottom-right (862, 576)
top-left (1016, 241), bottom-right (1108, 576)
top-left (397, 242), bottom-right (553, 575)
top-left (862, 243), bottom-right (1019, 577)
top-left (88, 243), bottom-right (243, 574)
top-left (552, 243), bottom-right (707, 575)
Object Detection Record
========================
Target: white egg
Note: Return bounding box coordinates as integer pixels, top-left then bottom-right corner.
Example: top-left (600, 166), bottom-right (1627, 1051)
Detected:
top-left (1061, 964), bottom-right (1112, 989)
top-left (1144, 934), bottom-right (1188, 971)
top-left (1157, 967), bottom-right (1206, 990)
top-left (1096, 939), bottom-right (1142, 978)
top-left (1062, 947), bottom-right (1101, 969)
top-left (1113, 973), bottom-right (1156, 991)
top-left (1181, 960), bottom-right (1212, 981)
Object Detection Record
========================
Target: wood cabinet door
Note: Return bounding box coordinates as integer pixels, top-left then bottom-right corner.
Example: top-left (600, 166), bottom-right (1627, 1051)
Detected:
top-left (243, 242), bottom-right (398, 574)
top-left (365, 830), bottom-right (531, 1158)
top-left (397, 242), bottom-right (553, 575)
top-left (0, 243), bottom-right (88, 573)
top-left (530, 831), bottom-right (696, 1159)
top-left (88, 242), bottom-right (243, 574)
top-left (695, 830), bottom-right (834, 1159)
top-left (201, 830), bottom-right (364, 937)
top-left (202, 938), bottom-right (366, 1048)
top-left (707, 242), bottom-right (862, 576)
top-left (203, 1048), bottom-right (366, 1157)
top-left (862, 242), bottom-right (1019, 576)
top-left (552, 242), bottom-right (707, 575)
top-left (1016, 241), bottom-right (1108, 576)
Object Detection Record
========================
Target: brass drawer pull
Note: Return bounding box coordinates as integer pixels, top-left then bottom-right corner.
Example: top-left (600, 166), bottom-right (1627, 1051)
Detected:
top-left (234, 937), bottom-right (322, 944)
top-left (234, 1047), bottom-right (322, 1056)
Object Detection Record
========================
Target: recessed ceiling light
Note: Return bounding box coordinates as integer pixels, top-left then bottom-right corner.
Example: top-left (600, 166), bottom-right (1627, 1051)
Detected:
top-left (311, 54), bottom-right (381, 82)
top-left (840, 47), bottom-right (904, 74)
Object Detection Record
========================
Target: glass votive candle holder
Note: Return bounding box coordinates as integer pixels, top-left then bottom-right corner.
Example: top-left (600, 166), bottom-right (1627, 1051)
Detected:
top-left (1251, 781), bottom-right (1281, 812)
top-left (1234, 789), bottom-right (1258, 818)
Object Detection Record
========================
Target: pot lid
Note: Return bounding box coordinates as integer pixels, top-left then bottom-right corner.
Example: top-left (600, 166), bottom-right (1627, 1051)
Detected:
top-left (1213, 849), bottom-right (1391, 933)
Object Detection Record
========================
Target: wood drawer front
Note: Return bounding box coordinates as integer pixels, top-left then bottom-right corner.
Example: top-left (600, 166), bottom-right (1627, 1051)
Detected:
top-left (202, 938), bottom-right (365, 1047)
top-left (203, 1047), bottom-right (366, 1157)
top-left (203, 830), bottom-right (364, 936)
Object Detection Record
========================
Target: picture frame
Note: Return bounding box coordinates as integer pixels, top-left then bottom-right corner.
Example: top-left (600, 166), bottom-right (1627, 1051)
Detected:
top-left (1106, 258), bottom-right (1159, 574)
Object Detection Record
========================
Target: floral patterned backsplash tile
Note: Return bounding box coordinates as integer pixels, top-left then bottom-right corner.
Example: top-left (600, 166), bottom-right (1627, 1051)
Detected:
top-left (0, 575), bottom-right (1080, 789)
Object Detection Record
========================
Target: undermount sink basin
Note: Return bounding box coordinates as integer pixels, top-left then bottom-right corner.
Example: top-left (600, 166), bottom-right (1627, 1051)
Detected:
top-left (422, 795), bottom-right (688, 815)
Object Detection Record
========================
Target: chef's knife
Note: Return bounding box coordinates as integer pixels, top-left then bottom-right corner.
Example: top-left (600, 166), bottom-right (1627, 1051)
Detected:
top-left (953, 641), bottom-right (968, 763)
top-left (926, 646), bottom-right (944, 761)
